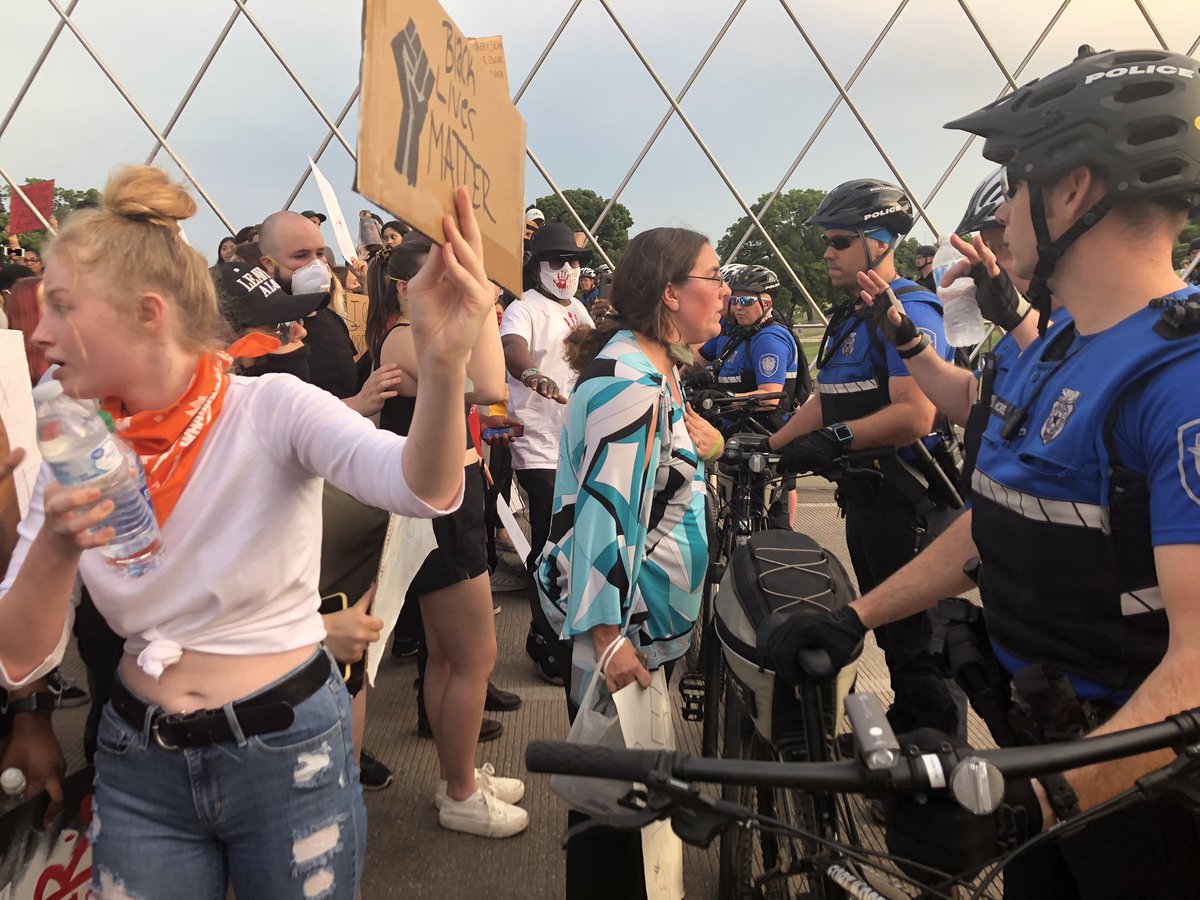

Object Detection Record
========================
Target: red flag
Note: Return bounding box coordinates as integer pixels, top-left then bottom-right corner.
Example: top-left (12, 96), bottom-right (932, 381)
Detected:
top-left (7, 180), bottom-right (55, 234)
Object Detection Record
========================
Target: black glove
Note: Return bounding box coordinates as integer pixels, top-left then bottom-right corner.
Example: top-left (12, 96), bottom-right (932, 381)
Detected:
top-left (757, 606), bottom-right (866, 685)
top-left (777, 428), bottom-right (844, 475)
top-left (884, 729), bottom-right (998, 886)
top-left (686, 368), bottom-right (716, 390)
top-left (863, 285), bottom-right (919, 347)
top-left (971, 262), bottom-right (1031, 331)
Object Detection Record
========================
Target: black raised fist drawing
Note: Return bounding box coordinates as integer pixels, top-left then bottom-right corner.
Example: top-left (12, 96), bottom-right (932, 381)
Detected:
top-left (392, 19), bottom-right (435, 187)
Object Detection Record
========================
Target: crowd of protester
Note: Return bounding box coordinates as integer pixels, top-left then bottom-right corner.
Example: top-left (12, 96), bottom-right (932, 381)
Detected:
top-left (2, 41), bottom-right (1200, 900)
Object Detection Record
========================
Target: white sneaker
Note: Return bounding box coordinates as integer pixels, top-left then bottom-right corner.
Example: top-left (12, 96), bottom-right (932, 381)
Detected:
top-left (438, 788), bottom-right (529, 838)
top-left (434, 763), bottom-right (525, 809)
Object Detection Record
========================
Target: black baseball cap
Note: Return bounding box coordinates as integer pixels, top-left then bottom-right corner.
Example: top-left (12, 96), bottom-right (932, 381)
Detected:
top-left (916, 245), bottom-right (936, 257)
top-left (300, 209), bottom-right (327, 224)
top-left (213, 262), bottom-right (328, 331)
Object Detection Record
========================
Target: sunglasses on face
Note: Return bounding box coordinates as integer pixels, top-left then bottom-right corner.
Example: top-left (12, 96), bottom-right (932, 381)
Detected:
top-left (821, 234), bottom-right (856, 251)
top-left (731, 295), bottom-right (761, 307)
top-left (545, 256), bottom-right (581, 268)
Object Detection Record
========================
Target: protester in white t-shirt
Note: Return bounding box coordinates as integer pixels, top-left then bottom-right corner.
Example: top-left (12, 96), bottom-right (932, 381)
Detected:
top-left (499, 223), bottom-right (593, 684)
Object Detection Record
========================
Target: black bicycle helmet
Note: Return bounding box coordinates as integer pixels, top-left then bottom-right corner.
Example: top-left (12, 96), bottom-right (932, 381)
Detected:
top-left (947, 45), bottom-right (1200, 331)
top-left (806, 179), bottom-right (915, 236)
top-left (956, 168), bottom-right (1005, 234)
top-left (727, 264), bottom-right (780, 296)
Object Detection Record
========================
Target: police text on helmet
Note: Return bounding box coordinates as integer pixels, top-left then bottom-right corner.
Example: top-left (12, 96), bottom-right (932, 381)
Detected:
top-left (1083, 65), bottom-right (1194, 86)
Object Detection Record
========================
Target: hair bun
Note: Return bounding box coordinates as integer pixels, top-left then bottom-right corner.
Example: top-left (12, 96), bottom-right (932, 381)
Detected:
top-left (102, 165), bottom-right (196, 228)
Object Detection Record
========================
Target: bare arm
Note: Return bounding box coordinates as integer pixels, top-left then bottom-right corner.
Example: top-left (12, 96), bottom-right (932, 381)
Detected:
top-left (852, 510), bottom-right (978, 628)
top-left (737, 382), bottom-right (786, 408)
top-left (466, 304), bottom-right (506, 405)
top-left (842, 375), bottom-right (937, 450)
top-left (769, 392), bottom-right (824, 449)
top-left (501, 333), bottom-right (535, 380)
top-left (890, 336), bottom-right (977, 428)
top-left (1063, 544), bottom-right (1200, 810)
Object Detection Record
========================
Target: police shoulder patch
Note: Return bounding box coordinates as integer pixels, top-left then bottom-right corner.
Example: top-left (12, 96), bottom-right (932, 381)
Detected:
top-left (759, 353), bottom-right (780, 377)
top-left (917, 327), bottom-right (938, 354)
top-left (841, 332), bottom-right (857, 356)
top-left (1177, 418), bottom-right (1200, 506)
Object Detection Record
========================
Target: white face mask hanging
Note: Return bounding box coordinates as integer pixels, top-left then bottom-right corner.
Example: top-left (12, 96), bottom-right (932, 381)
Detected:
top-left (539, 261), bottom-right (580, 300)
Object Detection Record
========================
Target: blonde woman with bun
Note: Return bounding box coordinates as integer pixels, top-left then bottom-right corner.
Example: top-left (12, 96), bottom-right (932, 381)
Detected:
top-left (0, 166), bottom-right (494, 899)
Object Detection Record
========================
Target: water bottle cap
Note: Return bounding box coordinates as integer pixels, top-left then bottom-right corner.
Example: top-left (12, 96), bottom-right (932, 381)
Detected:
top-left (31, 380), bottom-right (64, 402)
top-left (99, 411), bottom-right (116, 432)
top-left (0, 767), bottom-right (25, 795)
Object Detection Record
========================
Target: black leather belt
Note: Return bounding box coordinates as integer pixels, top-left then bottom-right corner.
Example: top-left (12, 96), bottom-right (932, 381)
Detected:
top-left (110, 651), bottom-right (331, 750)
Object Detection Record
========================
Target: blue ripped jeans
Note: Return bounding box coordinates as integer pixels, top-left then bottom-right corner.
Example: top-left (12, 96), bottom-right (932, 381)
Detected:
top-left (90, 650), bottom-right (366, 900)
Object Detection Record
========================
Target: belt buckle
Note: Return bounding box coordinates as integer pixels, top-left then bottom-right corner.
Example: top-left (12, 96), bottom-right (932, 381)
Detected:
top-left (151, 712), bottom-right (190, 751)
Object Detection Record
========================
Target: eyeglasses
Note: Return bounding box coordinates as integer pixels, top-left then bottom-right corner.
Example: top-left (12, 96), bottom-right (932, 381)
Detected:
top-left (820, 234), bottom-right (856, 251)
top-left (731, 296), bottom-right (761, 307)
top-left (680, 274), bottom-right (725, 285)
top-left (1000, 165), bottom-right (1021, 200)
top-left (545, 255), bottom-right (581, 268)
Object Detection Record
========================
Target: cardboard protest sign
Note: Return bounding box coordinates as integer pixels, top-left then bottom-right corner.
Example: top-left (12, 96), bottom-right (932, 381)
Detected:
top-left (467, 36), bottom-right (509, 96)
top-left (357, 0), bottom-right (526, 297)
top-left (6, 181), bottom-right (54, 236)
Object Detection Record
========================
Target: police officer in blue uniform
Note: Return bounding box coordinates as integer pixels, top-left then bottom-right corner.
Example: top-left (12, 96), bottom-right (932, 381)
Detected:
top-left (764, 46), bottom-right (1200, 897)
top-left (768, 179), bottom-right (965, 738)
top-left (698, 264), bottom-right (805, 417)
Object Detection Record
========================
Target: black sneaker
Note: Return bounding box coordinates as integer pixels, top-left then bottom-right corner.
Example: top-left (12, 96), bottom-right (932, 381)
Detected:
top-left (417, 691), bottom-right (504, 743)
top-left (359, 749), bottom-right (395, 791)
top-left (46, 669), bottom-right (88, 709)
top-left (484, 682), bottom-right (522, 712)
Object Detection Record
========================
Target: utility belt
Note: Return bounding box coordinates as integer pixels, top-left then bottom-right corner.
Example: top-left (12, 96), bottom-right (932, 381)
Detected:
top-left (931, 598), bottom-right (1117, 748)
top-left (833, 438), bottom-right (963, 514)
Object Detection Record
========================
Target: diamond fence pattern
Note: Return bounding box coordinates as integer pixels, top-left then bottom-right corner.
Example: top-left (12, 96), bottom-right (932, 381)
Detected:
top-left (2, 0), bottom-right (1198, 335)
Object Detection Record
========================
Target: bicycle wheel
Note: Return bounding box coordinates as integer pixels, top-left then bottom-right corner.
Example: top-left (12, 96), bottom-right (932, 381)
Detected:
top-left (717, 682), bottom-right (840, 900)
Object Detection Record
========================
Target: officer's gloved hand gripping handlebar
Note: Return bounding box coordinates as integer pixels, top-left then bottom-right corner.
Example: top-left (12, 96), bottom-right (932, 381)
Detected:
top-left (757, 606), bottom-right (868, 684)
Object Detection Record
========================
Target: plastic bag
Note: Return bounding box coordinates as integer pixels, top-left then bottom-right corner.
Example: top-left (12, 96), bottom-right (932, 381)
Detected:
top-left (550, 670), bottom-right (634, 817)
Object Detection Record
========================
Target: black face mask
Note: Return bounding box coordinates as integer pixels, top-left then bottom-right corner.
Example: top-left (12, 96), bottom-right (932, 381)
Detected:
top-left (245, 344), bottom-right (311, 382)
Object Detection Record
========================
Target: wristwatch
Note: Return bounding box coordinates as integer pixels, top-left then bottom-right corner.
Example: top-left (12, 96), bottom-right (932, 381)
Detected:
top-left (829, 422), bottom-right (854, 451)
top-left (1, 691), bottom-right (58, 718)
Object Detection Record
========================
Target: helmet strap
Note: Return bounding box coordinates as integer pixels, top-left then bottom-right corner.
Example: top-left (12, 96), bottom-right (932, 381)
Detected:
top-left (1025, 182), bottom-right (1110, 335)
top-left (858, 230), bottom-right (898, 273)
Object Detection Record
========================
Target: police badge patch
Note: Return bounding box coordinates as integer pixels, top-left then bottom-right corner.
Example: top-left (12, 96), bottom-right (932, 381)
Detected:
top-left (759, 353), bottom-right (780, 377)
top-left (841, 332), bottom-right (857, 356)
top-left (1177, 418), bottom-right (1200, 506)
top-left (1040, 388), bottom-right (1081, 444)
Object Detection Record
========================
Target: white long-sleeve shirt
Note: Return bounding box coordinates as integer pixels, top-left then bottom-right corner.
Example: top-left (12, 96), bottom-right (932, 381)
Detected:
top-left (0, 372), bottom-right (462, 686)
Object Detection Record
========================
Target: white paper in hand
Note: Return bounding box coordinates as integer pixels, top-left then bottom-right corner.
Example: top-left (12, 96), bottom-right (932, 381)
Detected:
top-left (612, 671), bottom-right (684, 900)
top-left (309, 157), bottom-right (358, 265)
top-left (365, 513), bottom-right (437, 687)
top-left (0, 332), bottom-right (42, 517)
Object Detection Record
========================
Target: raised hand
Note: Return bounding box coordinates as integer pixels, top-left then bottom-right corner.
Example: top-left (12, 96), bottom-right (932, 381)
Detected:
top-left (406, 187), bottom-right (496, 377)
top-left (948, 234), bottom-right (1031, 331)
top-left (856, 270), bottom-right (920, 349)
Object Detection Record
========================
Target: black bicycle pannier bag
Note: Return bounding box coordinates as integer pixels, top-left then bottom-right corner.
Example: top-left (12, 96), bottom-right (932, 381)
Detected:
top-left (714, 529), bottom-right (859, 743)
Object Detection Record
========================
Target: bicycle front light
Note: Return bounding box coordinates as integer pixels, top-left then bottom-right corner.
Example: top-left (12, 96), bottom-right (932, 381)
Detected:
top-left (749, 453), bottom-right (766, 474)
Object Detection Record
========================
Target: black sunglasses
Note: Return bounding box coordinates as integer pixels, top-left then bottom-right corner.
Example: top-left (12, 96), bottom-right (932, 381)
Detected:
top-left (821, 234), bottom-right (856, 251)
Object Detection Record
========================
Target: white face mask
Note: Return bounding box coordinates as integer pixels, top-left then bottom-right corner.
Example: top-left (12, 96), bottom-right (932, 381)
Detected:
top-left (290, 258), bottom-right (331, 296)
top-left (538, 261), bottom-right (580, 300)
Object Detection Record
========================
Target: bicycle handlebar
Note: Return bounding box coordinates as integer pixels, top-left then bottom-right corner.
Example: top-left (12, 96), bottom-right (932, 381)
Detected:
top-left (527, 706), bottom-right (1200, 794)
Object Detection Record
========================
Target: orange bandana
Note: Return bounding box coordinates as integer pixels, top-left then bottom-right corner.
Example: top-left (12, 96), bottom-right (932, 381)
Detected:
top-left (101, 352), bottom-right (235, 525)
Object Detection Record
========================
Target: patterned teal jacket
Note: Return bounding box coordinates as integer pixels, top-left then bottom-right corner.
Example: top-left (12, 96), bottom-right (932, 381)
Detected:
top-left (536, 331), bottom-right (708, 704)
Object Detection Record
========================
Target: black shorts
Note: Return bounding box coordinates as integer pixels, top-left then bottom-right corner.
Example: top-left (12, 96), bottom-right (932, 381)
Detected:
top-left (409, 463), bottom-right (489, 597)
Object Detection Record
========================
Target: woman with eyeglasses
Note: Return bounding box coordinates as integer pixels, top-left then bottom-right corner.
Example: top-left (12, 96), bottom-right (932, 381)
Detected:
top-left (537, 226), bottom-right (726, 899)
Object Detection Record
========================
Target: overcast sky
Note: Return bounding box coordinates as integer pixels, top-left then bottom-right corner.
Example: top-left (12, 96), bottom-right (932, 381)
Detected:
top-left (2, 0), bottom-right (1197, 266)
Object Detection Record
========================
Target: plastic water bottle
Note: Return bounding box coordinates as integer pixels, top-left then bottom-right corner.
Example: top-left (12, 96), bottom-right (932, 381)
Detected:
top-left (0, 768), bottom-right (25, 814)
top-left (930, 234), bottom-right (965, 290)
top-left (32, 381), bottom-right (163, 576)
top-left (939, 278), bottom-right (988, 347)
